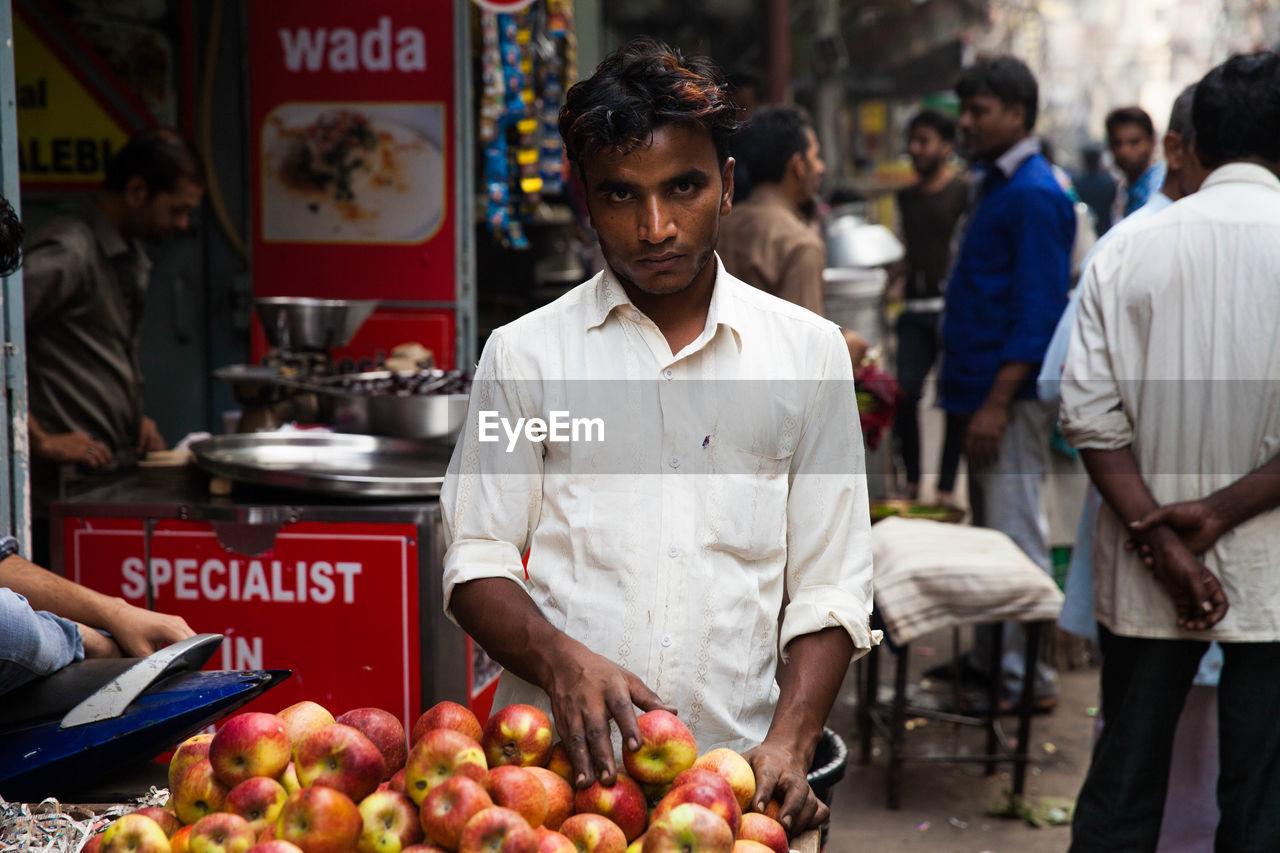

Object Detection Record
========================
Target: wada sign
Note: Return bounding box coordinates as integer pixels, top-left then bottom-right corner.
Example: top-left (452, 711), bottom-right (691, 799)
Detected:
top-left (248, 0), bottom-right (456, 301)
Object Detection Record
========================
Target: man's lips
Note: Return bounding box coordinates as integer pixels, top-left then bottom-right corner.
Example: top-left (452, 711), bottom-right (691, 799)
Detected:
top-left (637, 253), bottom-right (684, 270)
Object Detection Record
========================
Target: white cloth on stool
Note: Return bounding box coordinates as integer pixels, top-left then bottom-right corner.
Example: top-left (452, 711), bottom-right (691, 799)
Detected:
top-left (871, 517), bottom-right (1064, 646)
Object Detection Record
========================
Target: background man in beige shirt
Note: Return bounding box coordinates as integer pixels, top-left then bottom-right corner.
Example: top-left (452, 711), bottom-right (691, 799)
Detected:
top-left (719, 106), bottom-right (868, 364)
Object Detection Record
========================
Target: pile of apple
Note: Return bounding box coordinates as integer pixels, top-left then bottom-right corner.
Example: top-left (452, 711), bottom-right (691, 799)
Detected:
top-left (83, 700), bottom-right (791, 853)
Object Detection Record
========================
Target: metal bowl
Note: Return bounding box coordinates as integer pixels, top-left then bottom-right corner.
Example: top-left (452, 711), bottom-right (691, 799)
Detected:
top-left (255, 297), bottom-right (377, 350)
top-left (314, 371), bottom-right (469, 441)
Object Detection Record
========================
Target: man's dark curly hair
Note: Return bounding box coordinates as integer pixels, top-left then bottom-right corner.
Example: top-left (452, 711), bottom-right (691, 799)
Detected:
top-left (558, 37), bottom-right (739, 177)
top-left (0, 196), bottom-right (23, 277)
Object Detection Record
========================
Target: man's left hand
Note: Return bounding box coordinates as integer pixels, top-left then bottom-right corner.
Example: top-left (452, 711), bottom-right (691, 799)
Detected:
top-left (103, 598), bottom-right (196, 657)
top-left (743, 739), bottom-right (827, 837)
top-left (966, 402), bottom-right (1009, 470)
top-left (137, 417), bottom-right (166, 455)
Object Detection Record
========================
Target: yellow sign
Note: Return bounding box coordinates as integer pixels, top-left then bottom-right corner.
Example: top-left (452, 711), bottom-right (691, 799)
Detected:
top-left (14, 13), bottom-right (132, 186)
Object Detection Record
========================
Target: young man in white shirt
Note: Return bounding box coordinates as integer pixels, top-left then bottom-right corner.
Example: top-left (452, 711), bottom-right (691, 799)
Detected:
top-left (442, 37), bottom-right (876, 835)
top-left (1062, 52), bottom-right (1280, 851)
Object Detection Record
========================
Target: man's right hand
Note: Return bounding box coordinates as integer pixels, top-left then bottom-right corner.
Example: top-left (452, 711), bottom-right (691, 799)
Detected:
top-left (542, 635), bottom-right (675, 789)
top-left (33, 430), bottom-right (112, 469)
top-left (1144, 530), bottom-right (1229, 630)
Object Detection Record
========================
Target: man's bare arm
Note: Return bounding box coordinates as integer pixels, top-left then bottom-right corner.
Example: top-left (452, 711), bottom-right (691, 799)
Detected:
top-left (1130, 453), bottom-right (1280, 553)
top-left (0, 554), bottom-right (194, 656)
top-left (744, 627), bottom-right (853, 835)
top-left (449, 577), bottom-right (672, 789)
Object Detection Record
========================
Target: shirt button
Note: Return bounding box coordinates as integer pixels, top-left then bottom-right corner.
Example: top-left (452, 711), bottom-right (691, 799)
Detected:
top-left (631, 310), bottom-right (642, 321)
top-left (661, 634), bottom-right (673, 647)
top-left (668, 545), bottom-right (680, 558)
top-left (669, 456), bottom-right (680, 469)
top-left (663, 368), bottom-right (674, 379)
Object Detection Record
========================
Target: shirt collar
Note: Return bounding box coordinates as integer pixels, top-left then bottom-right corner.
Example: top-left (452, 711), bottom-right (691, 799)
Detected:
top-left (89, 201), bottom-right (151, 270)
top-left (586, 256), bottom-right (747, 352)
top-left (740, 184), bottom-right (804, 222)
top-left (993, 136), bottom-right (1042, 179)
top-left (1201, 161), bottom-right (1280, 193)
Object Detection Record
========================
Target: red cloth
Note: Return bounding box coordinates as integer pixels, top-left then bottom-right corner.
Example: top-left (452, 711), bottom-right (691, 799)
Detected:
top-left (854, 364), bottom-right (902, 450)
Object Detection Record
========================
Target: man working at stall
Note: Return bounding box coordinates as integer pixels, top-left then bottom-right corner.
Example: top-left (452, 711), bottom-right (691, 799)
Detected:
top-left (937, 55), bottom-right (1075, 710)
top-left (23, 128), bottom-right (205, 565)
top-left (0, 194), bottom-right (195, 696)
top-left (717, 104), bottom-right (868, 363)
top-left (1063, 52), bottom-right (1280, 851)
top-left (442, 37), bottom-right (876, 835)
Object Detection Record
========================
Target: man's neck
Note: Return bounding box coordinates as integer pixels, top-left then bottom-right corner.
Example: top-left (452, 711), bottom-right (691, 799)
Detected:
top-left (917, 163), bottom-right (955, 194)
top-left (985, 131), bottom-right (1030, 164)
top-left (1124, 161), bottom-right (1152, 185)
top-left (95, 191), bottom-right (132, 241)
top-left (1158, 173), bottom-right (1183, 202)
top-left (752, 182), bottom-right (805, 217)
top-left (617, 259), bottom-right (716, 355)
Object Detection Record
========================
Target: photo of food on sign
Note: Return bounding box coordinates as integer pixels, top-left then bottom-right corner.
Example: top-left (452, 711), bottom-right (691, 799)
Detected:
top-left (260, 102), bottom-right (443, 243)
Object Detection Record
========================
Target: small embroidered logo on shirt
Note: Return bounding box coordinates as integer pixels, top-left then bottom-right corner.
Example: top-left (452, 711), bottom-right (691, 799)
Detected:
top-left (702, 435), bottom-right (710, 448)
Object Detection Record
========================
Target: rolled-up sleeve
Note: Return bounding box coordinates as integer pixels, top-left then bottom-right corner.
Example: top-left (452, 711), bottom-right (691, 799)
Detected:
top-left (0, 589), bottom-right (83, 696)
top-left (779, 326), bottom-right (879, 661)
top-left (441, 331), bottom-right (545, 622)
top-left (1059, 257), bottom-right (1134, 450)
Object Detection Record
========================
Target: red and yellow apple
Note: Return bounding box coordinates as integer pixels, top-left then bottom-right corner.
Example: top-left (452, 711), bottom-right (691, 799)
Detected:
top-left (557, 814), bottom-right (626, 853)
top-left (667, 769), bottom-right (732, 803)
top-left (276, 702), bottom-right (335, 761)
top-left (295, 724), bottom-right (386, 803)
top-left (170, 734), bottom-right (216, 793)
top-left (545, 744), bottom-right (573, 785)
top-left (735, 814), bottom-right (786, 853)
top-left (481, 705), bottom-right (553, 768)
top-left (401, 847), bottom-right (450, 853)
top-left (337, 708), bottom-right (408, 780)
top-left (211, 713), bottom-right (292, 787)
top-left (169, 827), bottom-right (193, 853)
top-left (133, 808), bottom-right (182, 838)
top-left (412, 701), bottom-right (483, 745)
top-left (226, 777), bottom-right (289, 836)
top-left (652, 783), bottom-right (740, 839)
top-left (404, 728), bottom-right (488, 805)
top-left (731, 842), bottom-right (773, 853)
top-left (641, 804), bottom-right (732, 853)
top-left (245, 842), bottom-right (303, 853)
top-left (172, 759), bottom-right (231, 826)
top-left (457, 806), bottom-right (538, 853)
top-left (621, 711), bottom-right (696, 786)
top-left (355, 790), bottom-right (423, 853)
top-left (525, 767), bottom-right (573, 831)
top-left (274, 787), bottom-right (362, 853)
top-left (419, 776), bottom-right (494, 850)
top-left (690, 751), bottom-right (754, 814)
top-left (485, 766), bottom-right (548, 830)
top-left (188, 814), bottom-right (257, 853)
top-left (100, 814), bottom-right (172, 853)
top-left (534, 828), bottom-right (574, 853)
top-left (572, 775), bottom-right (647, 842)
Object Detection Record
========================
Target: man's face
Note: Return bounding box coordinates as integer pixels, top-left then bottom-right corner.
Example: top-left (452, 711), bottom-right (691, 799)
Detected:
top-left (128, 177), bottom-right (204, 242)
top-left (907, 124), bottom-right (952, 176)
top-left (957, 94), bottom-right (1026, 162)
top-left (797, 128), bottom-right (826, 200)
top-left (581, 124), bottom-right (733, 298)
top-left (1108, 122), bottom-right (1156, 182)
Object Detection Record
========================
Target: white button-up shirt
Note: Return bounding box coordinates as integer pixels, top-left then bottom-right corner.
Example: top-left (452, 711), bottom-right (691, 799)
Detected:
top-left (1060, 163), bottom-right (1280, 641)
top-left (442, 258), bottom-right (877, 751)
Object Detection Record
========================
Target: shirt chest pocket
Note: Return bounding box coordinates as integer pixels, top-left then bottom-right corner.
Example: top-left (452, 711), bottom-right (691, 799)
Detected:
top-left (700, 440), bottom-right (792, 561)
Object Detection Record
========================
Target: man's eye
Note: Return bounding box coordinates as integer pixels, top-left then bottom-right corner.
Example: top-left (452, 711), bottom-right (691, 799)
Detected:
top-left (673, 181), bottom-right (695, 194)
top-left (607, 189), bottom-right (631, 202)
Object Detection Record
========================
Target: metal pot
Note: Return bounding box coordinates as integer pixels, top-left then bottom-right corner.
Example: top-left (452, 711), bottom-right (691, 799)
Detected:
top-left (255, 297), bottom-right (377, 350)
top-left (314, 371), bottom-right (469, 442)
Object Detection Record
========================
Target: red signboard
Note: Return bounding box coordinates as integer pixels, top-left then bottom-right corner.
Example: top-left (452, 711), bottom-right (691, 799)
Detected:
top-left (248, 1), bottom-right (456, 302)
top-left (65, 518), bottom-right (422, 731)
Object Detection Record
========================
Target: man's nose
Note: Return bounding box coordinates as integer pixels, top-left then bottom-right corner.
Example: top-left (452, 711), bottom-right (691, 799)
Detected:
top-left (638, 197), bottom-right (676, 243)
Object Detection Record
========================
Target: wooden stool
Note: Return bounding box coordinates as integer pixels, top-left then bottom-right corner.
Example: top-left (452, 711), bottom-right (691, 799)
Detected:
top-left (856, 618), bottom-right (1046, 810)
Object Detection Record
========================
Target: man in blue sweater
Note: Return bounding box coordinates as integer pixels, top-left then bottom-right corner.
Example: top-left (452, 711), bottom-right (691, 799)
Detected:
top-left (940, 56), bottom-right (1075, 709)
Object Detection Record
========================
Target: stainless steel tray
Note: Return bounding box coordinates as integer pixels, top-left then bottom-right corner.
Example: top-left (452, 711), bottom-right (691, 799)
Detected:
top-left (191, 433), bottom-right (452, 498)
